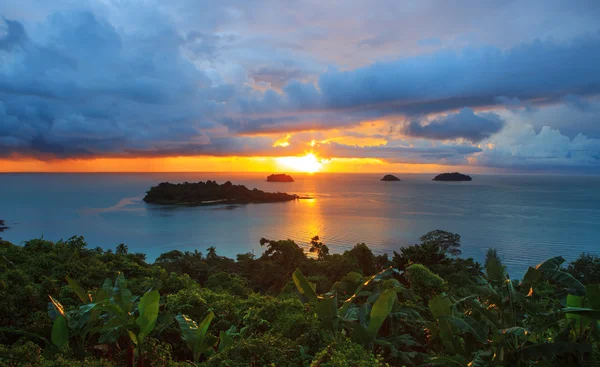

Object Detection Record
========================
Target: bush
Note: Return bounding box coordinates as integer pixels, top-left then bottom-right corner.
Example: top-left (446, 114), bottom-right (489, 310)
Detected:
top-left (205, 271), bottom-right (250, 297)
top-left (310, 337), bottom-right (388, 367)
top-left (406, 264), bottom-right (446, 298)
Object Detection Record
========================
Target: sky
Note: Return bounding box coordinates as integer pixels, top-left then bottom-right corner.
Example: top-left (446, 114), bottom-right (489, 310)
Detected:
top-left (1, 0), bottom-right (600, 173)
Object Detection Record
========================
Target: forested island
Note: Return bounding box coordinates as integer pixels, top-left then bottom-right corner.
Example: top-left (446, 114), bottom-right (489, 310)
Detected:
top-left (1, 230), bottom-right (599, 366)
top-left (266, 174), bottom-right (294, 182)
top-left (432, 172), bottom-right (472, 181)
top-left (143, 180), bottom-right (298, 205)
top-left (381, 174), bottom-right (401, 181)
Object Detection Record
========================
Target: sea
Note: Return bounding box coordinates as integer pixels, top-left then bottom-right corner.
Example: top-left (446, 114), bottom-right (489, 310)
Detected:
top-left (1, 172), bottom-right (599, 278)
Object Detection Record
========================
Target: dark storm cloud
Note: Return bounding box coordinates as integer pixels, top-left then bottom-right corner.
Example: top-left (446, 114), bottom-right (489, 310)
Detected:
top-left (1, 0), bottom-right (600, 172)
top-left (402, 108), bottom-right (505, 142)
top-left (225, 34), bottom-right (600, 137)
top-left (316, 34), bottom-right (600, 112)
top-left (0, 13), bottom-right (240, 158)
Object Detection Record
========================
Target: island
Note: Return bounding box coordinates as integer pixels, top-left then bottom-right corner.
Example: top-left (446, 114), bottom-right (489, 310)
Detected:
top-left (381, 174), bottom-right (401, 181)
top-left (143, 180), bottom-right (298, 205)
top-left (432, 172), bottom-right (472, 181)
top-left (266, 174), bottom-right (294, 182)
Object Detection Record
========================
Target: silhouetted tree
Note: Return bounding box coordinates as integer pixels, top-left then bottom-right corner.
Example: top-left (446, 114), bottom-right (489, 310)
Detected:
top-left (485, 248), bottom-right (506, 284)
top-left (206, 246), bottom-right (218, 260)
top-left (116, 243), bottom-right (129, 255)
top-left (309, 235), bottom-right (329, 260)
top-left (346, 243), bottom-right (377, 275)
top-left (0, 220), bottom-right (8, 239)
top-left (567, 253), bottom-right (600, 285)
top-left (420, 230), bottom-right (462, 256)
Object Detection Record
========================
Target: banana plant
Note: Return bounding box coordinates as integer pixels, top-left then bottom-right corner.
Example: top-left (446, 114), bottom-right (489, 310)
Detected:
top-left (47, 276), bottom-right (111, 355)
top-left (92, 273), bottom-right (161, 367)
top-left (292, 267), bottom-right (400, 347)
top-left (522, 256), bottom-right (586, 299)
top-left (175, 312), bottom-right (219, 365)
top-left (292, 268), bottom-right (339, 333)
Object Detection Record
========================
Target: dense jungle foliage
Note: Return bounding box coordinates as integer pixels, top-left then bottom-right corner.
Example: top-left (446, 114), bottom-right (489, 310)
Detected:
top-left (1, 229), bottom-right (600, 366)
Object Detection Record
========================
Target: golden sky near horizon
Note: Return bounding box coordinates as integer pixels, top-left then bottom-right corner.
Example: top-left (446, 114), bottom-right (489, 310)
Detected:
top-left (0, 155), bottom-right (479, 174)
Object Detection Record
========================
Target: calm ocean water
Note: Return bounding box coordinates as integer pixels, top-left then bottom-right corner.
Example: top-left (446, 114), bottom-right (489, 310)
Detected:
top-left (1, 172), bottom-right (599, 277)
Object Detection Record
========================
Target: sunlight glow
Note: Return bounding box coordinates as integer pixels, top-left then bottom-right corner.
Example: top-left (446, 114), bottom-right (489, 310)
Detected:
top-left (276, 153), bottom-right (324, 173)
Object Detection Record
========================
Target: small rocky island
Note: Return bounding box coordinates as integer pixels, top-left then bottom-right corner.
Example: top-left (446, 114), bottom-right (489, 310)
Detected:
top-left (381, 174), bottom-right (401, 181)
top-left (143, 180), bottom-right (298, 205)
top-left (266, 174), bottom-right (294, 182)
top-left (433, 172), bottom-right (472, 181)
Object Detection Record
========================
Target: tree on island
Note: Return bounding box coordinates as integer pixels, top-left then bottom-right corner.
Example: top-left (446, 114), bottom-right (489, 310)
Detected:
top-left (0, 219), bottom-right (8, 239)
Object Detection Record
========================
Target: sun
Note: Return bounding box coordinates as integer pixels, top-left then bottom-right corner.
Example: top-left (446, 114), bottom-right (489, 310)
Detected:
top-left (276, 153), bottom-right (324, 173)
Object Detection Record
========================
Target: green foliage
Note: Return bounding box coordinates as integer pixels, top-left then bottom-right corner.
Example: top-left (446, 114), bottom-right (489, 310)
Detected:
top-left (566, 253), bottom-right (600, 285)
top-left (2, 232), bottom-right (600, 366)
top-left (484, 248), bottom-right (506, 285)
top-left (406, 264), bottom-right (446, 298)
top-left (309, 236), bottom-right (330, 260)
top-left (205, 271), bottom-right (249, 297)
top-left (310, 337), bottom-right (388, 366)
top-left (420, 230), bottom-right (462, 257)
top-left (345, 243), bottom-right (377, 275)
top-left (175, 313), bottom-right (218, 363)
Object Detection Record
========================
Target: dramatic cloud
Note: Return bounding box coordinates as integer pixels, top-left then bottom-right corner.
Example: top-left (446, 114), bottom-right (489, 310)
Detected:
top-left (475, 123), bottom-right (600, 172)
top-left (1, 0), bottom-right (600, 172)
top-left (402, 108), bottom-right (505, 142)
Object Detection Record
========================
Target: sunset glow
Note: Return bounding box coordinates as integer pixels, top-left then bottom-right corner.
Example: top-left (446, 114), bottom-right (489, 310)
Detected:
top-left (276, 153), bottom-right (325, 173)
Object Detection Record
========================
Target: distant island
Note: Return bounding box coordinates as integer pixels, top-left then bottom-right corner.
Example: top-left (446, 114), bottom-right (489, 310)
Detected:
top-left (267, 174), bottom-right (294, 182)
top-left (381, 174), bottom-right (401, 181)
top-left (433, 172), bottom-right (472, 181)
top-left (143, 180), bottom-right (298, 205)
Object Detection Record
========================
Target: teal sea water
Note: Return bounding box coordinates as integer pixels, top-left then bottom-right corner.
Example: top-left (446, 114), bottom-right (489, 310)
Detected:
top-left (1, 172), bottom-right (599, 277)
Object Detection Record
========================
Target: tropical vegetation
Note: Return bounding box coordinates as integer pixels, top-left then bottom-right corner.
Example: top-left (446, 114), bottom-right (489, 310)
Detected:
top-left (0, 230), bottom-right (599, 366)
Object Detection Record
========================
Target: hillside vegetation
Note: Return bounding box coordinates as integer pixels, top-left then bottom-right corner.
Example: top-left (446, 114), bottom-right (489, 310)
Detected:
top-left (0, 231), bottom-right (599, 366)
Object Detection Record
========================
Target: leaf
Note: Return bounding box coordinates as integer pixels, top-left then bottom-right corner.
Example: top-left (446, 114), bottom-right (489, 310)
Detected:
top-left (350, 323), bottom-right (371, 345)
top-left (113, 273), bottom-right (134, 312)
top-left (66, 276), bottom-right (91, 304)
top-left (48, 295), bottom-right (67, 319)
top-left (218, 327), bottom-right (235, 352)
top-left (292, 269), bottom-right (318, 303)
top-left (175, 314), bottom-right (198, 353)
top-left (94, 278), bottom-right (113, 302)
top-left (566, 295), bottom-right (588, 333)
top-left (316, 295), bottom-right (338, 333)
top-left (466, 299), bottom-right (501, 329)
top-left (469, 351), bottom-right (491, 367)
top-left (520, 342), bottom-right (592, 359)
top-left (128, 330), bottom-right (138, 346)
top-left (535, 256), bottom-right (566, 271)
top-left (585, 283), bottom-right (600, 309)
top-left (522, 267), bottom-right (541, 283)
top-left (136, 290), bottom-right (160, 344)
top-left (432, 355), bottom-right (469, 366)
top-left (543, 270), bottom-right (586, 296)
top-left (439, 316), bottom-right (487, 344)
top-left (498, 327), bottom-right (530, 338)
top-left (429, 295), bottom-right (459, 354)
top-left (51, 315), bottom-right (69, 348)
top-left (562, 307), bottom-right (600, 319)
top-left (367, 288), bottom-right (396, 340)
top-left (195, 312), bottom-right (215, 362)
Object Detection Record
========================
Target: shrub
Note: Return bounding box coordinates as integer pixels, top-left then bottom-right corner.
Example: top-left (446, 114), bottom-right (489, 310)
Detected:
top-left (406, 264), bottom-right (446, 298)
top-left (310, 337), bottom-right (388, 367)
